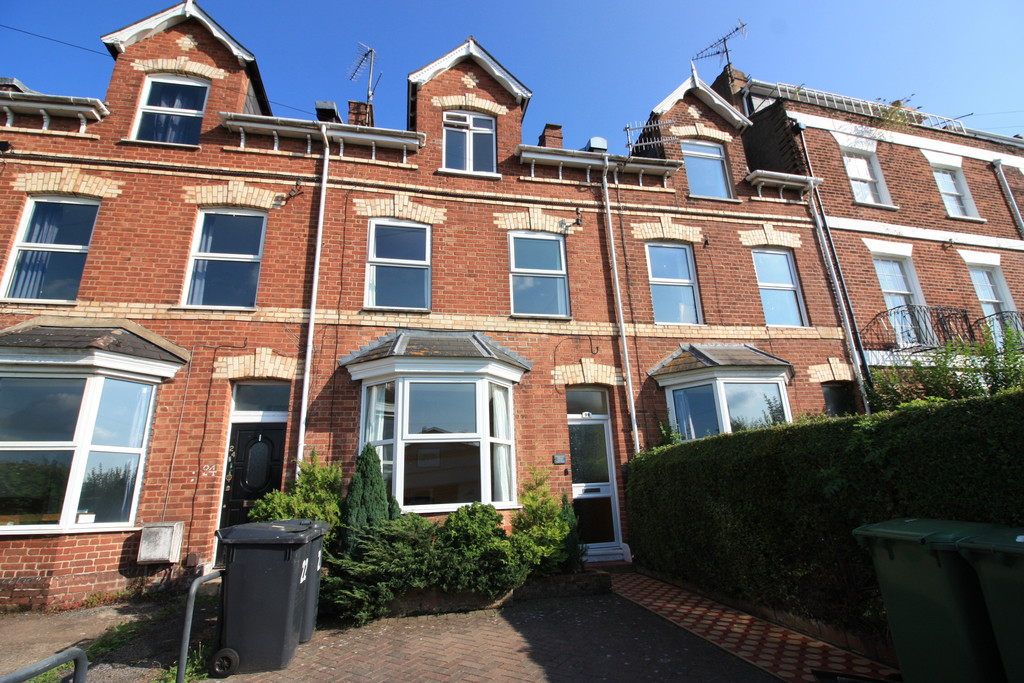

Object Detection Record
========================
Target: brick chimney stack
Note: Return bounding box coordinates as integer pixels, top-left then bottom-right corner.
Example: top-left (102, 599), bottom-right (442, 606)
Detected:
top-left (538, 123), bottom-right (563, 149)
top-left (348, 101), bottom-right (375, 127)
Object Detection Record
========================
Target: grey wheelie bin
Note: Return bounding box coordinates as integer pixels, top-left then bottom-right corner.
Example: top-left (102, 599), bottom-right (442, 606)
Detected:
top-left (295, 520), bottom-right (330, 643)
top-left (957, 528), bottom-right (1024, 683)
top-left (853, 518), bottom-right (1006, 683)
top-left (210, 519), bottom-right (326, 677)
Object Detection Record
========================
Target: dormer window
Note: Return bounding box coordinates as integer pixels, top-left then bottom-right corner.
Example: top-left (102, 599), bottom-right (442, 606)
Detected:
top-left (443, 111), bottom-right (496, 173)
top-left (681, 140), bottom-right (731, 198)
top-left (134, 75), bottom-right (208, 145)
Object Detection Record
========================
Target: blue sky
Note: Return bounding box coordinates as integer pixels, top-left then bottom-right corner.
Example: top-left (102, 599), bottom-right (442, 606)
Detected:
top-left (2, 1), bottom-right (1022, 154)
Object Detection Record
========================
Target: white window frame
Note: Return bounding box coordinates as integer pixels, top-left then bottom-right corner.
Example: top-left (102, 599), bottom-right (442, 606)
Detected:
top-left (442, 111), bottom-right (498, 175)
top-left (831, 132), bottom-right (895, 208)
top-left (865, 240), bottom-right (927, 348)
top-left (132, 74), bottom-right (208, 145)
top-left (662, 368), bottom-right (792, 442)
top-left (364, 218), bottom-right (431, 311)
top-left (921, 150), bottom-right (980, 219)
top-left (357, 367), bottom-right (518, 514)
top-left (0, 349), bottom-right (178, 535)
top-left (681, 140), bottom-right (732, 199)
top-left (646, 242), bottom-right (702, 325)
top-left (1, 196), bottom-right (99, 303)
top-left (183, 208), bottom-right (267, 310)
top-left (752, 248), bottom-right (808, 327)
top-left (509, 231), bottom-right (570, 318)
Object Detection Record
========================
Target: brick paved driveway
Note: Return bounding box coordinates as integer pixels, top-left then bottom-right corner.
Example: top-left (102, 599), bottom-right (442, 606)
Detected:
top-left (231, 594), bottom-right (777, 682)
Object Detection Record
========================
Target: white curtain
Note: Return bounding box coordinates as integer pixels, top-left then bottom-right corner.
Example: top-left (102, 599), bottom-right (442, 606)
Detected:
top-left (490, 384), bottom-right (513, 503)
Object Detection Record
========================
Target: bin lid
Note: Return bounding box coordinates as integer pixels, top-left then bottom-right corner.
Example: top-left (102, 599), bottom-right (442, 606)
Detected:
top-left (216, 519), bottom-right (322, 545)
top-left (957, 528), bottom-right (1024, 557)
top-left (853, 518), bottom-right (1004, 550)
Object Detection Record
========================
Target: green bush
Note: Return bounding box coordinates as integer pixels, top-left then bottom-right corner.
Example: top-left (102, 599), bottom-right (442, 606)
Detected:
top-left (248, 451), bottom-right (344, 550)
top-left (511, 472), bottom-right (573, 576)
top-left (626, 390), bottom-right (1024, 640)
top-left (436, 502), bottom-right (530, 596)
top-left (340, 443), bottom-right (400, 555)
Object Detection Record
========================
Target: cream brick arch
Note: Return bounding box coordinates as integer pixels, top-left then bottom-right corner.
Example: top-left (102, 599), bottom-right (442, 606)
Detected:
top-left (14, 169), bottom-right (123, 199)
top-left (214, 348), bottom-right (298, 380)
top-left (353, 193), bottom-right (447, 224)
top-left (809, 358), bottom-right (854, 383)
top-left (184, 181), bottom-right (283, 210)
top-left (431, 93), bottom-right (509, 117)
top-left (669, 123), bottom-right (732, 143)
top-left (552, 358), bottom-right (623, 386)
top-left (132, 57), bottom-right (226, 80)
top-left (631, 216), bottom-right (703, 243)
top-left (495, 207), bottom-right (582, 235)
top-left (738, 223), bottom-right (803, 249)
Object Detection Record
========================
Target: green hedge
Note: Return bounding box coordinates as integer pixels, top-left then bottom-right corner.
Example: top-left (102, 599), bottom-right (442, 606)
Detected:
top-left (626, 390), bottom-right (1024, 637)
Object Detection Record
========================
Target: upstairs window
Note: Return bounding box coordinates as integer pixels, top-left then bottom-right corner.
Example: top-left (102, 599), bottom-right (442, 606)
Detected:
top-left (134, 75), bottom-right (208, 145)
top-left (443, 111), bottom-right (496, 173)
top-left (3, 197), bottom-right (98, 301)
top-left (646, 243), bottom-right (700, 324)
top-left (365, 220), bottom-right (430, 310)
top-left (873, 256), bottom-right (925, 346)
top-left (681, 140), bottom-right (731, 198)
top-left (752, 249), bottom-right (806, 327)
top-left (509, 232), bottom-right (569, 317)
top-left (932, 167), bottom-right (975, 218)
top-left (842, 152), bottom-right (889, 205)
top-left (185, 209), bottom-right (266, 309)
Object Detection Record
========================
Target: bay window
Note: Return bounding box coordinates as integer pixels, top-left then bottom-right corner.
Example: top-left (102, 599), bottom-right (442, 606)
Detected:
top-left (669, 376), bottom-right (790, 440)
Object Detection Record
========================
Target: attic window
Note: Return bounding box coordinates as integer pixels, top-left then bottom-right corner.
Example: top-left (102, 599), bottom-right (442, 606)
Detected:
top-left (443, 111), bottom-right (496, 174)
top-left (681, 140), bottom-right (731, 198)
top-left (134, 75), bottom-right (208, 145)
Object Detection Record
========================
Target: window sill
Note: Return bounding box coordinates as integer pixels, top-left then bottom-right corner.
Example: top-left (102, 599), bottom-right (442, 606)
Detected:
top-left (361, 307), bottom-right (432, 314)
top-left (0, 524), bottom-right (140, 536)
top-left (853, 201), bottom-right (900, 211)
top-left (947, 214), bottom-right (987, 224)
top-left (653, 321), bottom-right (705, 327)
top-left (173, 305), bottom-right (258, 313)
top-left (437, 168), bottom-right (502, 180)
top-left (120, 138), bottom-right (201, 150)
top-left (510, 313), bottom-right (573, 321)
top-left (687, 194), bottom-right (742, 204)
top-left (0, 298), bottom-right (78, 306)
top-left (765, 323), bottom-right (811, 329)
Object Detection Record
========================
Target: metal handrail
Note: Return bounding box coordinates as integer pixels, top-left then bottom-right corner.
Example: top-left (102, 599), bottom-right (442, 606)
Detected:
top-left (973, 310), bottom-right (1024, 340)
top-left (0, 647), bottom-right (88, 683)
top-left (859, 304), bottom-right (974, 352)
top-left (177, 570), bottom-right (222, 683)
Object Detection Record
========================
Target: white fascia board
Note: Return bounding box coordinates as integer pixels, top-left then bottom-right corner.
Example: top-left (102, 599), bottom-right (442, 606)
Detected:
top-left (517, 146), bottom-right (681, 176)
top-left (826, 214), bottom-right (1024, 252)
top-left (651, 77), bottom-right (752, 130)
top-left (408, 39), bottom-right (531, 104)
top-left (0, 92), bottom-right (109, 120)
top-left (744, 169), bottom-right (821, 190)
top-left (790, 111), bottom-right (1024, 170)
top-left (0, 348), bottom-right (183, 379)
top-left (345, 356), bottom-right (526, 384)
top-left (220, 114), bottom-right (425, 149)
top-left (653, 365), bottom-right (790, 388)
top-left (102, 3), bottom-right (254, 64)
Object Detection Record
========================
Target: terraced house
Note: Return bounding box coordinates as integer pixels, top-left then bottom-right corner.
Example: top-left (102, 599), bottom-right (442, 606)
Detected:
top-left (3, 2), bottom-right (1016, 610)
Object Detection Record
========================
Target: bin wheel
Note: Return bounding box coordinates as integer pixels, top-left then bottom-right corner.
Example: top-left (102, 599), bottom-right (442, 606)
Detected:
top-left (209, 647), bottom-right (239, 678)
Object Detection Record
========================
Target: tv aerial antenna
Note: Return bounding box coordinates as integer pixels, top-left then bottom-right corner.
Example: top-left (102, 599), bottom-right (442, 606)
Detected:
top-left (693, 20), bottom-right (747, 66)
top-left (348, 43), bottom-right (382, 103)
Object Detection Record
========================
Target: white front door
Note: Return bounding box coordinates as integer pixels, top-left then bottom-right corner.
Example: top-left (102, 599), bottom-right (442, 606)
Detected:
top-left (567, 389), bottom-right (623, 562)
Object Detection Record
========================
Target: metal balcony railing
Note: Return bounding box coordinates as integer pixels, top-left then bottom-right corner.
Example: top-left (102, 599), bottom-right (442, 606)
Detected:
top-left (972, 310), bottom-right (1024, 347)
top-left (860, 305), bottom-right (975, 353)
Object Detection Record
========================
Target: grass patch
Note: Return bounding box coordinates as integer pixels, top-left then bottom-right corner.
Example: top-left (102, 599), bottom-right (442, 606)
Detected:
top-left (150, 640), bottom-right (213, 683)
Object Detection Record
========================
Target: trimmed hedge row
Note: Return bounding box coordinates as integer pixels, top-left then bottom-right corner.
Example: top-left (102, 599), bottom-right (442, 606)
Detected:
top-left (626, 390), bottom-right (1024, 637)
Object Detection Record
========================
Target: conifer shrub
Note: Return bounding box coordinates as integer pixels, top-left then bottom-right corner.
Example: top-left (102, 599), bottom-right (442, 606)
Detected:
top-left (340, 443), bottom-right (400, 555)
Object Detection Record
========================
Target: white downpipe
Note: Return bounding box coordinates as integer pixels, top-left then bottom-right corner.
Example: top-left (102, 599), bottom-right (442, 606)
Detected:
top-left (601, 156), bottom-right (641, 454)
top-left (296, 124), bottom-right (330, 461)
top-left (993, 159), bottom-right (1024, 239)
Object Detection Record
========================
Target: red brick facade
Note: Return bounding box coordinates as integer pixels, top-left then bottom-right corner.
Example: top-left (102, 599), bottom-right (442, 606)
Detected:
top-left (1, 4), bottom-right (1015, 610)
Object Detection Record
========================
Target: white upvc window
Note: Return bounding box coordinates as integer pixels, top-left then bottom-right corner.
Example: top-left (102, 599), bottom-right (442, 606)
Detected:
top-left (133, 74), bottom-right (208, 145)
top-left (443, 111), bottom-right (496, 174)
top-left (0, 371), bottom-right (159, 532)
top-left (665, 370), bottom-right (791, 441)
top-left (184, 209), bottom-right (267, 309)
top-left (2, 197), bottom-right (98, 302)
top-left (509, 231), bottom-right (569, 317)
top-left (752, 249), bottom-right (807, 327)
top-left (831, 132), bottom-right (894, 207)
top-left (361, 375), bottom-right (516, 512)
top-left (681, 140), bottom-right (731, 198)
top-left (365, 219), bottom-right (431, 310)
top-left (646, 243), bottom-right (701, 324)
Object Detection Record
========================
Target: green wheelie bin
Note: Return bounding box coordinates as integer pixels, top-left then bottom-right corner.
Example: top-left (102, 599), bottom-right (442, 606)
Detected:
top-left (853, 518), bottom-right (1006, 683)
top-left (957, 528), bottom-right (1024, 683)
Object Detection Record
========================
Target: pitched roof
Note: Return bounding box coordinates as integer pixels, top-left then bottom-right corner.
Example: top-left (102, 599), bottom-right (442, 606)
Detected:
top-left (340, 329), bottom-right (531, 371)
top-left (408, 37), bottom-right (532, 105)
top-left (0, 316), bottom-right (189, 365)
top-left (651, 63), bottom-right (751, 130)
top-left (649, 343), bottom-right (790, 378)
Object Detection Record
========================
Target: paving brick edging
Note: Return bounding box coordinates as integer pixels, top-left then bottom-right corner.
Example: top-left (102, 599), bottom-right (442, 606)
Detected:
top-left (635, 566), bottom-right (898, 667)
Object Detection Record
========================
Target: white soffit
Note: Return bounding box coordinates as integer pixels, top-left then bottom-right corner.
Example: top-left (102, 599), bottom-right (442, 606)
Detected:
top-left (651, 65), bottom-right (751, 130)
top-left (408, 38), bottom-right (532, 105)
top-left (102, 2), bottom-right (255, 64)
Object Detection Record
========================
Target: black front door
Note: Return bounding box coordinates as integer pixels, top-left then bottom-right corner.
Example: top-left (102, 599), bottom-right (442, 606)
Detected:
top-left (219, 423), bottom-right (286, 529)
